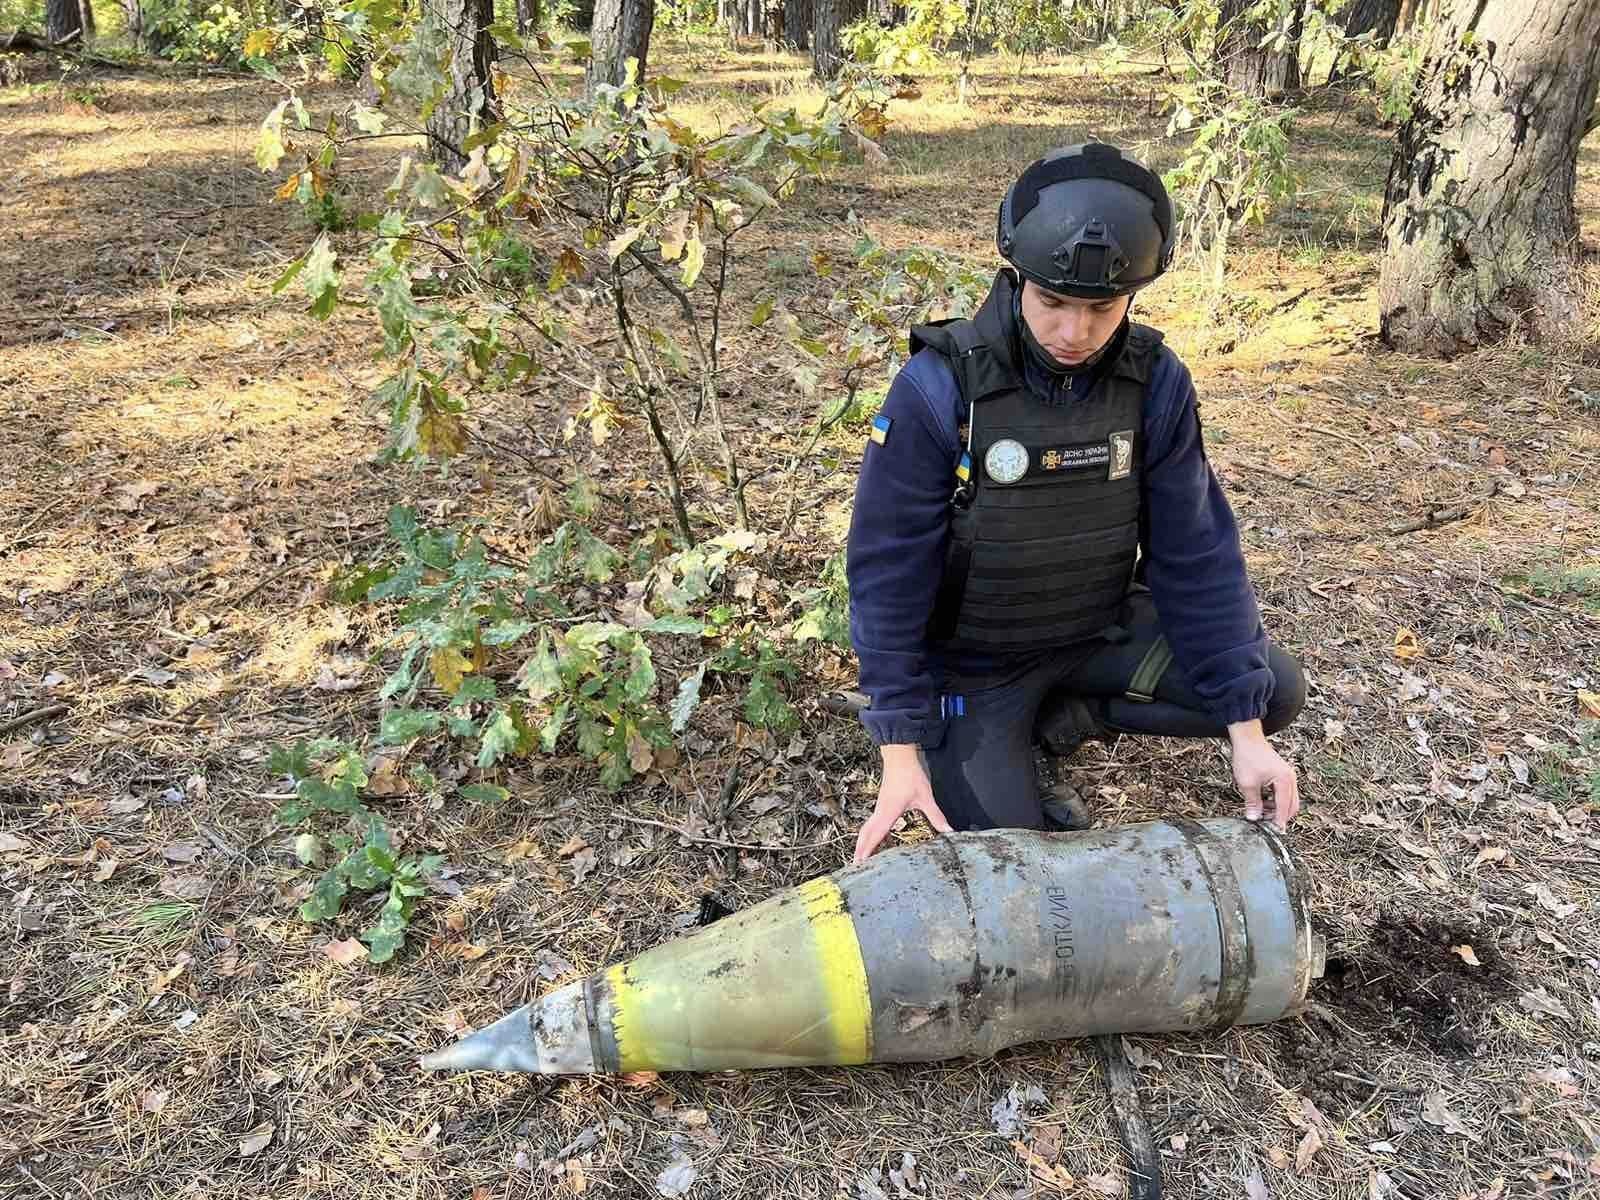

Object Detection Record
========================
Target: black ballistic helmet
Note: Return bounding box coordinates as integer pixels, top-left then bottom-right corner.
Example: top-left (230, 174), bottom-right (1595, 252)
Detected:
top-left (996, 143), bottom-right (1175, 299)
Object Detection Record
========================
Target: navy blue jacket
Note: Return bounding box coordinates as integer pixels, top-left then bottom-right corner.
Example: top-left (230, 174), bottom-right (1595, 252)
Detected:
top-left (846, 325), bottom-right (1273, 748)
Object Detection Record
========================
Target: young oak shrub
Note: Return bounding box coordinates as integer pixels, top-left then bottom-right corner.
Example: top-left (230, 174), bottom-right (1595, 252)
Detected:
top-left (256, 18), bottom-right (887, 541)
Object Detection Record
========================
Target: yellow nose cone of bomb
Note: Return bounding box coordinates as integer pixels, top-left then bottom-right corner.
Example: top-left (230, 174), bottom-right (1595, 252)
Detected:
top-left (420, 876), bottom-right (872, 1074)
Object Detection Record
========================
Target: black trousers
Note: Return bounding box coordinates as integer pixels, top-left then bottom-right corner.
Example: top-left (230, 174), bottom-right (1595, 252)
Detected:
top-left (925, 588), bottom-right (1305, 832)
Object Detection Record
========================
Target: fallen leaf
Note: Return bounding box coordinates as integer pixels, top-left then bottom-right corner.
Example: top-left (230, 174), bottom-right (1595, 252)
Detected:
top-left (556, 835), bottom-right (589, 858)
top-left (1168, 1133), bottom-right (1188, 1153)
top-left (1525, 1067), bottom-right (1580, 1098)
top-left (676, 1108), bottom-right (710, 1128)
top-left (0, 832), bottom-right (30, 853)
top-left (255, 1067), bottom-right (285, 1088)
top-left (108, 795), bottom-right (147, 815)
top-left (1243, 1171), bottom-right (1269, 1200)
top-left (1393, 627), bottom-right (1422, 660)
top-left (1265, 1146), bottom-right (1290, 1170)
top-left (159, 874), bottom-right (209, 899)
top-left (1519, 986), bottom-right (1573, 1021)
top-left (450, 943), bottom-right (490, 961)
top-left (1419, 1090), bottom-right (1479, 1140)
top-left (1472, 846), bottom-right (1508, 868)
top-left (1395, 836), bottom-right (1436, 859)
top-left (324, 938), bottom-right (369, 965)
top-left (619, 1070), bottom-right (659, 1088)
top-left (853, 129), bottom-right (890, 166)
top-left (172, 1008), bottom-right (199, 1030)
top-left (655, 1149), bottom-right (696, 1197)
top-left (93, 857), bottom-right (118, 882)
top-left (238, 1122), bottom-right (274, 1156)
top-left (1296, 1125), bottom-right (1325, 1172)
top-left (1577, 690), bottom-right (1600, 719)
top-left (127, 665), bottom-right (177, 686)
top-left (570, 846), bottom-right (597, 885)
top-left (366, 756), bottom-right (408, 797)
top-left (141, 1088), bottom-right (170, 1113)
top-left (161, 842), bottom-right (204, 863)
top-left (116, 479), bottom-right (160, 512)
top-left (1451, 945), bottom-right (1481, 967)
top-left (1083, 1171), bottom-right (1122, 1195)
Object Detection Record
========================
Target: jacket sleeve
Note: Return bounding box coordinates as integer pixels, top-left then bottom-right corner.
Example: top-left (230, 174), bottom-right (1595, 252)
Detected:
top-left (1140, 349), bottom-right (1275, 726)
top-left (845, 352), bottom-right (962, 747)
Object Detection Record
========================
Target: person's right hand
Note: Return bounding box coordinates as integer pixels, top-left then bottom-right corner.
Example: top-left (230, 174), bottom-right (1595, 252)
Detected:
top-left (853, 744), bottom-right (954, 864)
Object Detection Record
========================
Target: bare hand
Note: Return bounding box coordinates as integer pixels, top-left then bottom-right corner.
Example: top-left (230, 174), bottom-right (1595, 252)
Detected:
top-left (1227, 719), bottom-right (1299, 830)
top-left (854, 744), bottom-right (954, 864)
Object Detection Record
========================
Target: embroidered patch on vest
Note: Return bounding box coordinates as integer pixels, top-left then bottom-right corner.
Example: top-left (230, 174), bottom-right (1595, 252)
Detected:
top-left (870, 413), bottom-right (892, 445)
top-left (1034, 441), bottom-right (1111, 474)
top-left (1108, 429), bottom-right (1135, 480)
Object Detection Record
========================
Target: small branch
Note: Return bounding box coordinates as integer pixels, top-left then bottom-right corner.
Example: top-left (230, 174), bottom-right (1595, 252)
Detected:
top-left (1094, 1035), bottom-right (1164, 1200)
top-left (1385, 483), bottom-right (1500, 536)
top-left (0, 705), bottom-right (69, 738)
top-left (612, 813), bottom-right (847, 853)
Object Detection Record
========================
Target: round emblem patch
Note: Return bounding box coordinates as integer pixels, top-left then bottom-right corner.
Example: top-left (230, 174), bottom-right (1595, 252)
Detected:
top-left (984, 438), bottom-right (1029, 484)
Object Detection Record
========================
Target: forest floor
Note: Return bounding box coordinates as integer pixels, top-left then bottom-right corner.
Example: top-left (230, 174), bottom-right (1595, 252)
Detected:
top-left (3, 39), bottom-right (1600, 1200)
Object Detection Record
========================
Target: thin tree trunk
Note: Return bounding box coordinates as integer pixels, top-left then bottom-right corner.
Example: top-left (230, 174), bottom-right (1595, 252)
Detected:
top-left (589, 0), bottom-right (653, 91)
top-left (45, 0), bottom-right (87, 43)
top-left (1342, 0), bottom-right (1400, 45)
top-left (783, 0), bottom-right (810, 48)
top-left (1217, 0), bottom-right (1299, 96)
top-left (1214, 0), bottom-right (1264, 91)
top-left (516, 0), bottom-right (541, 33)
top-left (1328, 0), bottom-right (1399, 83)
top-left (1379, 0), bottom-right (1600, 353)
top-left (426, 0), bottom-right (497, 174)
top-left (956, 0), bottom-right (980, 103)
top-left (811, 0), bottom-right (865, 78)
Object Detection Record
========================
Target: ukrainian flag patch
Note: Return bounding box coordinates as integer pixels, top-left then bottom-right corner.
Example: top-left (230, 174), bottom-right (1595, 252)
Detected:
top-left (955, 452), bottom-right (971, 482)
top-left (870, 413), bottom-right (892, 445)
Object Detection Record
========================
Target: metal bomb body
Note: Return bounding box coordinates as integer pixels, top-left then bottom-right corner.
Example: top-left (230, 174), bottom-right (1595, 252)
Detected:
top-left (421, 819), bottom-right (1324, 1075)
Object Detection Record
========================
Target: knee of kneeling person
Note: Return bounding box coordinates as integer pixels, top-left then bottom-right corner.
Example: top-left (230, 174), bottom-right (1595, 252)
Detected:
top-left (1263, 649), bottom-right (1306, 735)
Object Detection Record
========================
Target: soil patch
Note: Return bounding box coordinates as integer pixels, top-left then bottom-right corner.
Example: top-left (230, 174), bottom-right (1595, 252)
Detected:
top-left (1273, 908), bottom-right (1519, 1115)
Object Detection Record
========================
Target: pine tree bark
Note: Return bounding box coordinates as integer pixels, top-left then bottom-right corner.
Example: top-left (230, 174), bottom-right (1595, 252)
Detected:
top-left (1379, 0), bottom-right (1600, 353)
top-left (784, 0), bottom-right (810, 48)
top-left (426, 0), bottom-right (497, 175)
top-left (1215, 0), bottom-right (1299, 96)
top-left (589, 0), bottom-right (654, 92)
top-left (45, 0), bottom-right (91, 43)
top-left (1342, 0), bottom-right (1400, 45)
top-left (812, 0), bottom-right (864, 78)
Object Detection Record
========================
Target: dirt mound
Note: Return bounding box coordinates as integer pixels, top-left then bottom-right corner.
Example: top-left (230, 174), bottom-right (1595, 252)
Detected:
top-left (1273, 909), bottom-right (1519, 1116)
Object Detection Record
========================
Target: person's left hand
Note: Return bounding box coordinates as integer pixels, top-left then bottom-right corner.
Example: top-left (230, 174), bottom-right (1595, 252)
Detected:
top-left (1226, 719), bottom-right (1299, 830)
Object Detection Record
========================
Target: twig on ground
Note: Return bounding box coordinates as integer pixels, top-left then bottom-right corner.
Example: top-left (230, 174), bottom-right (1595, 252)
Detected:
top-left (1093, 1035), bottom-right (1163, 1200)
top-left (1386, 483), bottom-right (1500, 536)
top-left (613, 813), bottom-right (848, 853)
top-left (0, 704), bottom-right (69, 738)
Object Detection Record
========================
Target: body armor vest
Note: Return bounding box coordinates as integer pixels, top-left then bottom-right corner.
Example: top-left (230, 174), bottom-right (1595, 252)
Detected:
top-left (912, 272), bottom-right (1161, 654)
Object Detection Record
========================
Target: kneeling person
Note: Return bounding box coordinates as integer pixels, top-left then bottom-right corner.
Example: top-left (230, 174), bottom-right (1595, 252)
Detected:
top-left (845, 143), bottom-right (1305, 863)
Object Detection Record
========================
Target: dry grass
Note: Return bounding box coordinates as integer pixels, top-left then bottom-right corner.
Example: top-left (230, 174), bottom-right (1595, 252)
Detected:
top-left (3, 40), bottom-right (1600, 1200)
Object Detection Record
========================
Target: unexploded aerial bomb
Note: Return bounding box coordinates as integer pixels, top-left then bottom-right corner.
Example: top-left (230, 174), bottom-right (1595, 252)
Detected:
top-left (419, 818), bottom-right (1325, 1076)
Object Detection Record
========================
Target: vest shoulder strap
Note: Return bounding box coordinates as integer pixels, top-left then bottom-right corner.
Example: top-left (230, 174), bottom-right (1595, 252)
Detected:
top-left (1109, 322), bottom-right (1166, 385)
top-left (909, 318), bottom-right (989, 361)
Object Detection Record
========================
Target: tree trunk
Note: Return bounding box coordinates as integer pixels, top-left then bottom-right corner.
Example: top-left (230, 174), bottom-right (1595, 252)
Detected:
top-left (45, 0), bottom-right (89, 43)
top-left (784, 0), bottom-right (810, 48)
top-left (1379, 0), bottom-right (1600, 354)
top-left (1213, 0), bottom-right (1264, 91)
top-left (516, 0), bottom-right (542, 33)
top-left (1216, 0), bottom-right (1300, 96)
top-left (589, 0), bottom-right (653, 91)
top-left (1341, 0), bottom-right (1400, 45)
top-left (812, 0), bottom-right (865, 78)
top-left (426, 0), bottom-right (497, 174)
